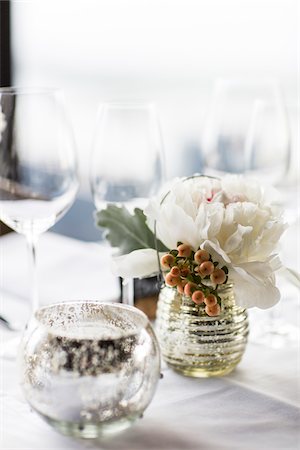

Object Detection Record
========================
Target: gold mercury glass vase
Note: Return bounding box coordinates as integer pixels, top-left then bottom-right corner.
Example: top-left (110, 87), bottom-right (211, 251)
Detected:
top-left (155, 283), bottom-right (249, 377)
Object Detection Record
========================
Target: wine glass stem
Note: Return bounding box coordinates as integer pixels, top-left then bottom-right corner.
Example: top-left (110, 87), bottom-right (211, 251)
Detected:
top-left (26, 235), bottom-right (39, 314)
top-left (122, 277), bottom-right (135, 307)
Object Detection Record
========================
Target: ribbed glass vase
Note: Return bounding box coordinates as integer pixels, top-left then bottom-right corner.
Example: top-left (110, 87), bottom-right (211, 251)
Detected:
top-left (155, 284), bottom-right (249, 377)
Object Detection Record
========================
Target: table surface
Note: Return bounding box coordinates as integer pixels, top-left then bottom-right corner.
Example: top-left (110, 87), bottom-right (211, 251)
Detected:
top-left (1, 227), bottom-right (300, 450)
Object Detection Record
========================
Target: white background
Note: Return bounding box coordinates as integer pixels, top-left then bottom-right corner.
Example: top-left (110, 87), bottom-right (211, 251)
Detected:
top-left (11, 0), bottom-right (299, 195)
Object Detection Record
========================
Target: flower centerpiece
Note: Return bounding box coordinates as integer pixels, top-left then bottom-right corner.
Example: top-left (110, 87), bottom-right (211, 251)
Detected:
top-left (96, 174), bottom-right (287, 377)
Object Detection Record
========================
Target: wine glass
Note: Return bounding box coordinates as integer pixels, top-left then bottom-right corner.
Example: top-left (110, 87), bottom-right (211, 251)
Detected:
top-left (202, 79), bottom-right (290, 182)
top-left (0, 88), bottom-right (78, 323)
top-left (244, 94), bottom-right (298, 348)
top-left (90, 101), bottom-right (164, 306)
top-left (203, 80), bottom-right (294, 347)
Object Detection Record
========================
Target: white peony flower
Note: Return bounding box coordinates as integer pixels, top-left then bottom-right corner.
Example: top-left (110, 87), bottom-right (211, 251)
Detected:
top-left (112, 174), bottom-right (287, 309)
top-left (146, 175), bottom-right (286, 259)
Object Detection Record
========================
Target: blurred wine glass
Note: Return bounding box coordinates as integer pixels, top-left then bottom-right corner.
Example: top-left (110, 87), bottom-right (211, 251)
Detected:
top-left (202, 79), bottom-right (290, 184)
top-left (242, 88), bottom-right (299, 348)
top-left (202, 79), bottom-right (297, 348)
top-left (90, 101), bottom-right (164, 306)
top-left (0, 88), bottom-right (78, 322)
top-left (248, 101), bottom-right (299, 349)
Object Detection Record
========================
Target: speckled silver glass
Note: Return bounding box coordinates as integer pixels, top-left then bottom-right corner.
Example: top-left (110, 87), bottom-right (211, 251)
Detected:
top-left (156, 284), bottom-right (249, 377)
top-left (19, 302), bottom-right (161, 439)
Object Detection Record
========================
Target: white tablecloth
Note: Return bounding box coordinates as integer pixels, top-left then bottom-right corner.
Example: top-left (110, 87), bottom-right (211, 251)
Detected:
top-left (1, 231), bottom-right (299, 450)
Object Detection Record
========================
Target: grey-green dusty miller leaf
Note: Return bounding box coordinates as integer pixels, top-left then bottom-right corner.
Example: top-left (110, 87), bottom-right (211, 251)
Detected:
top-left (96, 205), bottom-right (168, 255)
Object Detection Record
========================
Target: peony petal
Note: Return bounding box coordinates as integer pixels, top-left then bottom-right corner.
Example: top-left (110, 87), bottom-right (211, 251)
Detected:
top-left (237, 255), bottom-right (282, 279)
top-left (195, 203), bottom-right (224, 241)
top-left (223, 224), bottom-right (252, 255)
top-left (155, 203), bottom-right (200, 249)
top-left (231, 263), bottom-right (281, 309)
top-left (201, 239), bottom-right (232, 264)
top-left (112, 248), bottom-right (162, 279)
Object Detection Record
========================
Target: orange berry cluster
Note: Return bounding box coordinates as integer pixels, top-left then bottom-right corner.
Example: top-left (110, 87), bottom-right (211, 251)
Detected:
top-left (160, 243), bottom-right (229, 317)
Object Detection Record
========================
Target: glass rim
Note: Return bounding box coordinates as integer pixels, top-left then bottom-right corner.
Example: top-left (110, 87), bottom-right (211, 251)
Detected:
top-left (34, 301), bottom-right (150, 340)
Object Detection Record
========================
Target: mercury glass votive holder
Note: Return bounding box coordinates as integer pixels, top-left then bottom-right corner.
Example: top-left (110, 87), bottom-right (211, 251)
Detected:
top-left (19, 301), bottom-right (161, 439)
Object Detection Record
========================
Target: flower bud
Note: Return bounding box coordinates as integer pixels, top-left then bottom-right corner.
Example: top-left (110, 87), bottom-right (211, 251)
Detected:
top-left (170, 266), bottom-right (180, 277)
top-left (204, 294), bottom-right (217, 306)
top-left (161, 254), bottom-right (175, 269)
top-left (184, 282), bottom-right (197, 297)
top-left (199, 261), bottom-right (214, 276)
top-left (205, 303), bottom-right (221, 317)
top-left (194, 249), bottom-right (210, 264)
top-left (192, 290), bottom-right (205, 304)
top-left (177, 244), bottom-right (192, 258)
top-left (210, 268), bottom-right (226, 285)
top-left (165, 272), bottom-right (180, 287)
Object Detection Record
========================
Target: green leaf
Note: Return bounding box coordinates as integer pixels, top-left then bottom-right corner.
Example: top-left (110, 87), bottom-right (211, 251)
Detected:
top-left (221, 266), bottom-right (229, 274)
top-left (194, 275), bottom-right (203, 284)
top-left (96, 205), bottom-right (168, 255)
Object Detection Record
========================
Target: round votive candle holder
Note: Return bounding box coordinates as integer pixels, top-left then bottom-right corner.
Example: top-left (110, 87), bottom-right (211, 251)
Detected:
top-left (19, 301), bottom-right (161, 439)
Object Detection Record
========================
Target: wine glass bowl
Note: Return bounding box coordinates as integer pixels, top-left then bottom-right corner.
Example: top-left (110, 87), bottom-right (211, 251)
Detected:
top-left (202, 79), bottom-right (290, 185)
top-left (90, 102), bottom-right (164, 212)
top-left (0, 88), bottom-right (78, 235)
